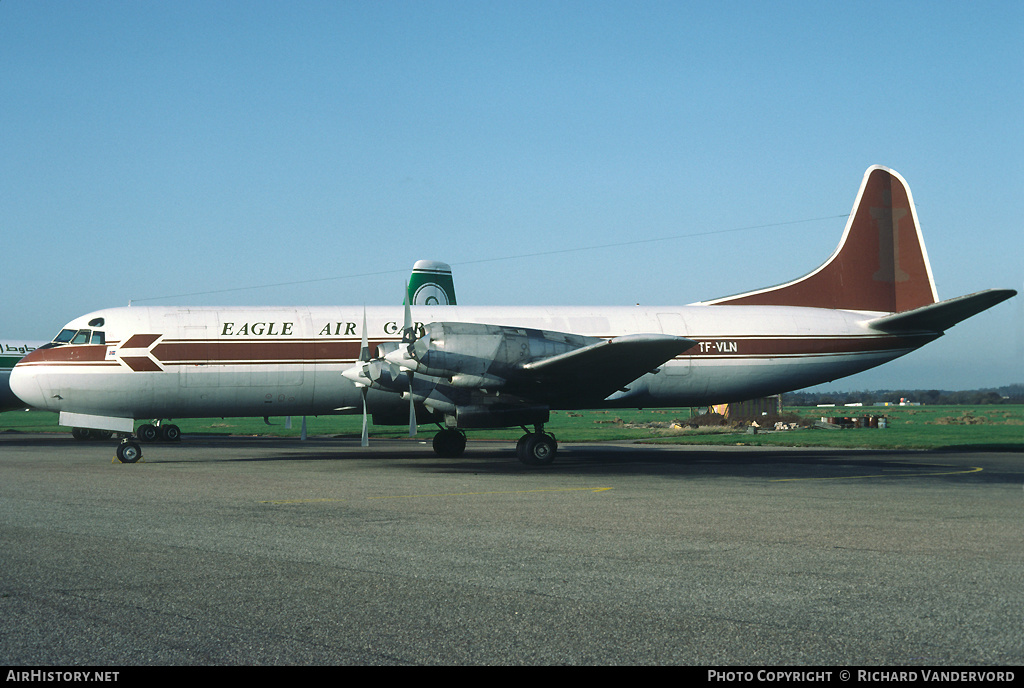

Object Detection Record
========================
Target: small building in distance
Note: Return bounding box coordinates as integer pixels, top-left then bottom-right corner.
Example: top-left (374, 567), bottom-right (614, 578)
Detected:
top-left (711, 395), bottom-right (783, 420)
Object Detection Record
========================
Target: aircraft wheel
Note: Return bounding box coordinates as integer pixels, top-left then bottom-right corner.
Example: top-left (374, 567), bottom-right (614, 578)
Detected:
top-left (115, 440), bottom-right (143, 464)
top-left (137, 424), bottom-right (158, 442)
top-left (517, 433), bottom-right (557, 466)
top-left (160, 424), bottom-right (181, 442)
top-left (432, 429), bottom-right (466, 458)
top-left (72, 428), bottom-right (91, 441)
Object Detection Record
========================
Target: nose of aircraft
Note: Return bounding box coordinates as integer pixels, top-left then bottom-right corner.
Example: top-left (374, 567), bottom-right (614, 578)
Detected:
top-left (9, 360), bottom-right (47, 410)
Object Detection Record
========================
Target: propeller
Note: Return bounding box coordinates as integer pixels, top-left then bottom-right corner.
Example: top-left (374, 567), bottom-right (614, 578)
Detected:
top-left (340, 308), bottom-right (372, 447)
top-left (400, 288), bottom-right (418, 437)
top-left (341, 293), bottom-right (422, 441)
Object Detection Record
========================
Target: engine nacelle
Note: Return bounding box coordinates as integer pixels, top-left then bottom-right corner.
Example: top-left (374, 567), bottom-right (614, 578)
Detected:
top-left (454, 404), bottom-right (550, 429)
top-left (389, 322), bottom-right (600, 384)
top-left (375, 341), bottom-right (401, 358)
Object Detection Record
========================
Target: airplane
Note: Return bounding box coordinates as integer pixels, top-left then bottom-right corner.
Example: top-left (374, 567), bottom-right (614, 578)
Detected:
top-left (10, 166), bottom-right (1016, 465)
top-left (1, 340), bottom-right (46, 412)
top-left (55, 260), bottom-right (459, 444)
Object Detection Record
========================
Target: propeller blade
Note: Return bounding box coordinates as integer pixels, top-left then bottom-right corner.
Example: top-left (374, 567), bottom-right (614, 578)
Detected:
top-left (402, 286), bottom-right (417, 437)
top-left (342, 307), bottom-right (374, 386)
top-left (407, 373), bottom-right (417, 437)
top-left (402, 285), bottom-right (413, 342)
top-left (358, 307), bottom-right (370, 447)
top-left (358, 307), bottom-right (370, 362)
top-left (360, 389), bottom-right (369, 447)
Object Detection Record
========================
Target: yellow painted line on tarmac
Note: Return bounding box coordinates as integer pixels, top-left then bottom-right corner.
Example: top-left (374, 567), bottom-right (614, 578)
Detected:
top-left (262, 486), bottom-right (612, 505)
top-left (261, 497), bottom-right (349, 504)
top-left (771, 465), bottom-right (983, 482)
top-left (371, 487), bottom-right (613, 500)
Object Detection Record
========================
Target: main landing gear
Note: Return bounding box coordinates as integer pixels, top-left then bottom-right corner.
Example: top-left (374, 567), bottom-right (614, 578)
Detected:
top-left (515, 426), bottom-right (558, 466)
top-left (71, 428), bottom-right (112, 441)
top-left (136, 422), bottom-right (181, 443)
top-left (432, 428), bottom-right (467, 458)
top-left (428, 425), bottom-right (558, 466)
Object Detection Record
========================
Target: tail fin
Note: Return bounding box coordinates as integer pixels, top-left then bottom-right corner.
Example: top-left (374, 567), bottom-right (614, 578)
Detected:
top-left (408, 260), bottom-right (457, 306)
top-left (706, 166), bottom-right (938, 313)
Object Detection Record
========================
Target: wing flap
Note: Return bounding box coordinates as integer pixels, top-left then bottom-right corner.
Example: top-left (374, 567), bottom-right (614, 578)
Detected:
top-left (519, 334), bottom-right (697, 400)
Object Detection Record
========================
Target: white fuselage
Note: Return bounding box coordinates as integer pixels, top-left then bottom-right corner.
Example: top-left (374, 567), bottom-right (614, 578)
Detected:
top-left (11, 304), bottom-right (933, 424)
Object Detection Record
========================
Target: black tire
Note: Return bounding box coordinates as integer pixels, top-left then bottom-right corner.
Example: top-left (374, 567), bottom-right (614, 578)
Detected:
top-left (137, 424), bottom-right (158, 442)
top-left (116, 441), bottom-right (142, 464)
top-left (432, 429), bottom-right (466, 458)
top-left (517, 433), bottom-right (557, 466)
top-left (72, 428), bottom-right (91, 441)
top-left (160, 424), bottom-right (181, 442)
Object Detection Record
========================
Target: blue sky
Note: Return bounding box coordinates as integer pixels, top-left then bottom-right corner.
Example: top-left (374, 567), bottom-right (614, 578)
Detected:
top-left (2, 1), bottom-right (1021, 391)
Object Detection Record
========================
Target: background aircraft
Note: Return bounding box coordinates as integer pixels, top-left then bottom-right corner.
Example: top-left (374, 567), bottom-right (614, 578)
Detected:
top-left (1, 340), bottom-right (45, 412)
top-left (11, 167), bottom-right (1015, 465)
top-left (408, 260), bottom-right (457, 306)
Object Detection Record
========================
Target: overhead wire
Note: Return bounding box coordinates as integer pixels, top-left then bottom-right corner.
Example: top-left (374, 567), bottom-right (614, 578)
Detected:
top-left (129, 212), bottom-right (849, 303)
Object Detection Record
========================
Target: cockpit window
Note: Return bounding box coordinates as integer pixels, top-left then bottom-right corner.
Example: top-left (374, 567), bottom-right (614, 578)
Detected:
top-left (50, 328), bottom-right (105, 346)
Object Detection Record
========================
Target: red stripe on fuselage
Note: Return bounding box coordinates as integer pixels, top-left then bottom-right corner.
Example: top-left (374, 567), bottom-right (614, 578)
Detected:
top-left (13, 333), bottom-right (935, 370)
top-left (685, 334), bottom-right (936, 358)
top-left (122, 356), bottom-right (163, 372)
top-left (150, 339), bottom-right (376, 364)
top-left (15, 345), bottom-right (111, 365)
top-left (123, 334), bottom-right (161, 349)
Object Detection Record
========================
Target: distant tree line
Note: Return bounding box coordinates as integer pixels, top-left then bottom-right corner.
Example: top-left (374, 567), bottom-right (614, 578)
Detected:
top-left (784, 383), bottom-right (1024, 407)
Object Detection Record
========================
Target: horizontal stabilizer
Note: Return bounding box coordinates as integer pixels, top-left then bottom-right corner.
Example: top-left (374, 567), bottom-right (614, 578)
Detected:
top-left (867, 289), bottom-right (1017, 334)
top-left (521, 334), bottom-right (697, 400)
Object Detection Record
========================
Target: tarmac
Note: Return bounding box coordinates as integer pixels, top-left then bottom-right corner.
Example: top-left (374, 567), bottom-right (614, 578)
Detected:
top-left (1, 432), bottom-right (1022, 666)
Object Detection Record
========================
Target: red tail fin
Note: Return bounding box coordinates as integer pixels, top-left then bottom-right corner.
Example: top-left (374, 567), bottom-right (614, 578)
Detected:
top-left (707, 166), bottom-right (938, 313)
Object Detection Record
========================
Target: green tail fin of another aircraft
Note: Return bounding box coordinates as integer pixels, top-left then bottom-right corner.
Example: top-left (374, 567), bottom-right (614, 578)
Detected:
top-left (407, 260), bottom-right (457, 306)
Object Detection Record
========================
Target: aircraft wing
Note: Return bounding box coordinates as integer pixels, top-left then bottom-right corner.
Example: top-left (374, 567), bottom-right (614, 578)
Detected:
top-left (518, 333), bottom-right (697, 401)
top-left (867, 289), bottom-right (1017, 334)
top-left (355, 320), bottom-right (697, 410)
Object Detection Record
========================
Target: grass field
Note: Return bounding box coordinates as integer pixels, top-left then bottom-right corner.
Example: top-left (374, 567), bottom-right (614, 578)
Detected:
top-left (3, 404), bottom-right (1022, 452)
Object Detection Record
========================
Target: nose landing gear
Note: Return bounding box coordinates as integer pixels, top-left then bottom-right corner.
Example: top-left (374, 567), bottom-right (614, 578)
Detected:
top-left (115, 438), bottom-right (143, 464)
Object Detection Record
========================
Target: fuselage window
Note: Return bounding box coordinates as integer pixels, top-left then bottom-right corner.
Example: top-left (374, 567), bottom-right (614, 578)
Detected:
top-left (71, 330), bottom-right (92, 345)
top-left (91, 331), bottom-right (105, 345)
